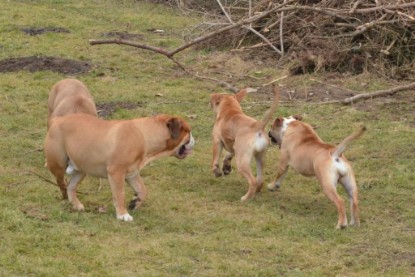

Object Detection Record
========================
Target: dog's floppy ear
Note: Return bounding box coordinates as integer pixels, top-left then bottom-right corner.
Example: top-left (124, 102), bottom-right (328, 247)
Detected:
top-left (293, 114), bottom-right (303, 121)
top-left (210, 94), bottom-right (222, 111)
top-left (274, 117), bottom-right (284, 127)
top-left (234, 89), bottom-right (247, 103)
top-left (167, 117), bottom-right (181, 140)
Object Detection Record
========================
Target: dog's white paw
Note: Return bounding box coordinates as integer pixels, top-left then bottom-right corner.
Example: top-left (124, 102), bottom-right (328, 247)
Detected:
top-left (72, 203), bottom-right (85, 211)
top-left (117, 213), bottom-right (133, 222)
top-left (240, 195), bottom-right (250, 202)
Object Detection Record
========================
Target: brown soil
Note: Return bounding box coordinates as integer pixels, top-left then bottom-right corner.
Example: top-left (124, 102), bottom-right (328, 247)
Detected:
top-left (0, 56), bottom-right (91, 74)
top-left (101, 31), bottom-right (145, 40)
top-left (96, 101), bottom-right (144, 118)
top-left (21, 27), bottom-right (70, 36)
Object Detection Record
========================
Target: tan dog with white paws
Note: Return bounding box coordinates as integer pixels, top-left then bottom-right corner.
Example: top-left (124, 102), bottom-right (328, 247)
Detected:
top-left (268, 115), bottom-right (365, 229)
top-left (45, 113), bottom-right (195, 221)
top-left (210, 87), bottom-right (279, 202)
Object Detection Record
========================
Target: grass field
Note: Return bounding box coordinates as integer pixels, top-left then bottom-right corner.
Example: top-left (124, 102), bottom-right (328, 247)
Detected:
top-left (0, 0), bottom-right (414, 276)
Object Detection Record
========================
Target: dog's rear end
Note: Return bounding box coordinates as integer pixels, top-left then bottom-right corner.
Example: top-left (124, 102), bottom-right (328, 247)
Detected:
top-left (47, 78), bottom-right (97, 129)
top-left (268, 116), bottom-right (365, 228)
top-left (210, 86), bottom-right (279, 201)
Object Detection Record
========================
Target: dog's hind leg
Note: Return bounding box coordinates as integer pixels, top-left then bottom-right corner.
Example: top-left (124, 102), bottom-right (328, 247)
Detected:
top-left (67, 172), bottom-right (86, 211)
top-left (212, 138), bottom-right (224, 177)
top-left (340, 170), bottom-right (360, 227)
top-left (126, 174), bottom-right (147, 210)
top-left (316, 168), bottom-right (347, 229)
top-left (44, 139), bottom-right (69, 199)
top-left (222, 152), bottom-right (234, 175)
top-left (255, 151), bottom-right (266, 192)
top-left (236, 152), bottom-right (257, 202)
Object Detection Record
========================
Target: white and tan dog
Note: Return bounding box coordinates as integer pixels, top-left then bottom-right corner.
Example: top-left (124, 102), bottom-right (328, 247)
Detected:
top-left (267, 115), bottom-right (365, 229)
top-left (44, 113), bottom-right (195, 221)
top-left (210, 87), bottom-right (279, 202)
top-left (47, 78), bottom-right (97, 129)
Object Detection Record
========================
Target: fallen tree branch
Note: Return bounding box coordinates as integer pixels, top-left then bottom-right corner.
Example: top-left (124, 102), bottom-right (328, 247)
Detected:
top-left (90, 0), bottom-right (294, 57)
top-left (341, 82), bottom-right (415, 104)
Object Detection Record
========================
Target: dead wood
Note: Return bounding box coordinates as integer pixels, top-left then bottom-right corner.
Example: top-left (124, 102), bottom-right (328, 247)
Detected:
top-left (341, 82), bottom-right (415, 104)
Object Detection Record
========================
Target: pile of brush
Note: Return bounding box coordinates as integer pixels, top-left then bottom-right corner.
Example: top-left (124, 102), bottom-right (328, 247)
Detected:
top-left (175, 0), bottom-right (415, 79)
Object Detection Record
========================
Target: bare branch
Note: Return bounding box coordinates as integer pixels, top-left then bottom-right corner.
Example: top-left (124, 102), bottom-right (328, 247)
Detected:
top-left (353, 2), bottom-right (415, 13)
top-left (341, 82), bottom-right (415, 104)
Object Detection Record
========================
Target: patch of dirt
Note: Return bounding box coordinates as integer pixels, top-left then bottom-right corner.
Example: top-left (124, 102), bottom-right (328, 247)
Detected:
top-left (21, 27), bottom-right (70, 36)
top-left (0, 56), bottom-right (91, 74)
top-left (96, 101), bottom-right (144, 118)
top-left (102, 31), bottom-right (145, 40)
top-left (21, 206), bottom-right (49, 221)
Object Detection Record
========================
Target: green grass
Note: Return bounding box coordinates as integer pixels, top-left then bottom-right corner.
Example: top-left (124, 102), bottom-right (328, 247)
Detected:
top-left (1, 0), bottom-right (414, 276)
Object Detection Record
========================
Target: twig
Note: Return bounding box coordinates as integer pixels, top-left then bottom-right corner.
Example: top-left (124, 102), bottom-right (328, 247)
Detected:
top-left (341, 82), bottom-right (415, 104)
top-left (353, 2), bottom-right (415, 13)
top-left (262, 75), bottom-right (288, 87)
top-left (350, 14), bottom-right (388, 38)
top-left (279, 0), bottom-right (286, 55)
top-left (350, 0), bottom-right (363, 14)
top-left (28, 170), bottom-right (59, 187)
top-left (216, 0), bottom-right (282, 54)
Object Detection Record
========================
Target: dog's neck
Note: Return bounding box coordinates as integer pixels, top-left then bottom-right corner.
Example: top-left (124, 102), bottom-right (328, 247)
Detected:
top-left (217, 98), bottom-right (243, 119)
top-left (280, 117), bottom-right (297, 138)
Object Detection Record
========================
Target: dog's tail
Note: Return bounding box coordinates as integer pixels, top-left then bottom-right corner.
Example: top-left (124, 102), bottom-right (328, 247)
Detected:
top-left (255, 85), bottom-right (280, 131)
top-left (332, 125), bottom-right (366, 158)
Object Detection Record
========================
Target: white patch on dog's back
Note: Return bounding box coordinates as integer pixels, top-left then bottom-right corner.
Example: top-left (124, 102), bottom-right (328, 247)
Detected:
top-left (280, 117), bottom-right (296, 137)
top-left (254, 132), bottom-right (268, 152)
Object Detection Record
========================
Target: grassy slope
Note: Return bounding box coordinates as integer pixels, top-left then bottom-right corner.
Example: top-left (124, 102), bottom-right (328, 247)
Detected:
top-left (0, 0), bottom-right (414, 276)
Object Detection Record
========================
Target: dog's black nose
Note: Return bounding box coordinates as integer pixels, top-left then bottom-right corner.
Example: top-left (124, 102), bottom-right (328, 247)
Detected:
top-left (268, 130), bottom-right (272, 138)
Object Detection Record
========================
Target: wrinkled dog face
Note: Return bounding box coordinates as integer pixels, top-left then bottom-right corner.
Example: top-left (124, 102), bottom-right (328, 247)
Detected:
top-left (165, 116), bottom-right (195, 159)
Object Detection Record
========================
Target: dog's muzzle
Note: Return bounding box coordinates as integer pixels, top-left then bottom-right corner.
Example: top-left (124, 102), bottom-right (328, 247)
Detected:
top-left (268, 131), bottom-right (277, 144)
top-left (176, 133), bottom-right (195, 159)
top-left (268, 130), bottom-right (281, 147)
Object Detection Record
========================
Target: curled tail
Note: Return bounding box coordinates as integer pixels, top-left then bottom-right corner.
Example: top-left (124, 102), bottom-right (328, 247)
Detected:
top-left (332, 125), bottom-right (366, 158)
top-left (255, 85), bottom-right (280, 131)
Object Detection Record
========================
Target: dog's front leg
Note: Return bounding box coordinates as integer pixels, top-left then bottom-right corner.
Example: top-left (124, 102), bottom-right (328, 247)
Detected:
top-left (267, 152), bottom-right (289, 191)
top-left (108, 169), bottom-right (133, 222)
top-left (126, 174), bottom-right (147, 210)
top-left (212, 138), bottom-right (224, 177)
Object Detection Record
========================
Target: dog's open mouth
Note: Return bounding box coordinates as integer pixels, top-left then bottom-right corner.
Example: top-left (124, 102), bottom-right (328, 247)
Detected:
top-left (176, 134), bottom-right (195, 159)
